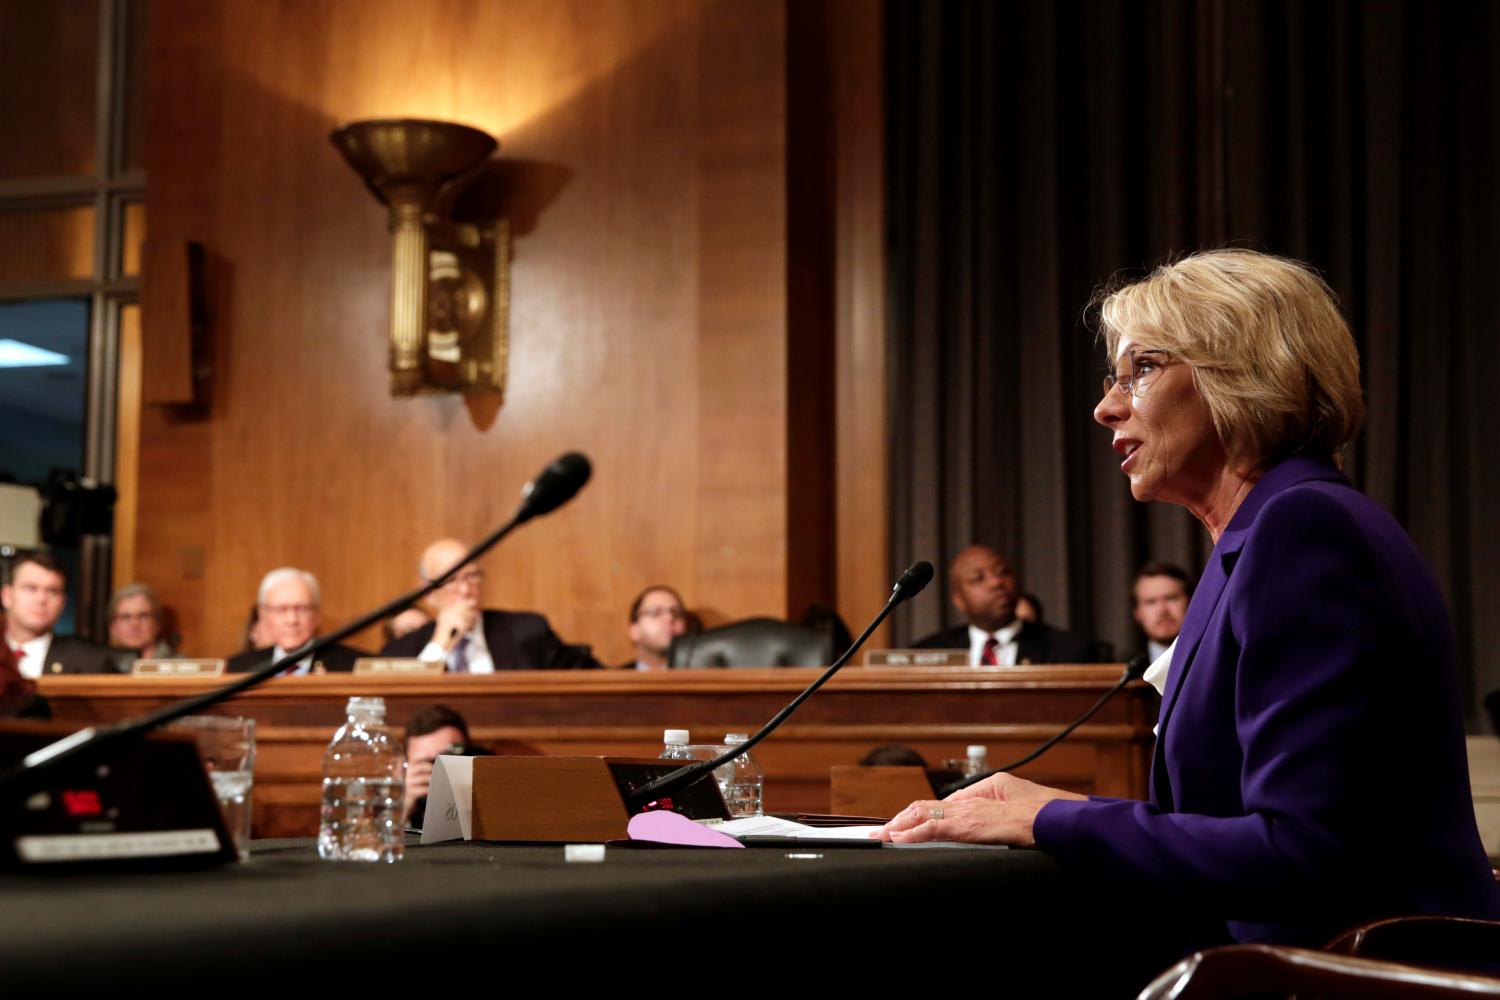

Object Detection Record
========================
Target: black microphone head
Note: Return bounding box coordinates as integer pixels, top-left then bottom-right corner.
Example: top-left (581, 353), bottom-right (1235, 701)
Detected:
top-left (891, 560), bottom-right (935, 604)
top-left (517, 452), bottom-right (592, 522)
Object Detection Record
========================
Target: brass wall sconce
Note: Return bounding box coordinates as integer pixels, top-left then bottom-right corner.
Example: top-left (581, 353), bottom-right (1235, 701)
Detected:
top-left (331, 118), bottom-right (509, 397)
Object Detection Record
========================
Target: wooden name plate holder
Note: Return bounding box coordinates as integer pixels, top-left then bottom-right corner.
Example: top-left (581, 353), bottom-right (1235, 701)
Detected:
top-left (353, 658), bottom-right (445, 675)
top-left (0, 720), bottom-right (237, 869)
top-left (470, 756), bottom-right (729, 843)
top-left (829, 765), bottom-right (956, 820)
top-left (133, 658), bottom-right (225, 677)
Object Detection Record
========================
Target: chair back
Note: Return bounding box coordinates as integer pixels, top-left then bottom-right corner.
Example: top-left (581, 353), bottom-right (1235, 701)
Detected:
top-left (669, 617), bottom-right (833, 668)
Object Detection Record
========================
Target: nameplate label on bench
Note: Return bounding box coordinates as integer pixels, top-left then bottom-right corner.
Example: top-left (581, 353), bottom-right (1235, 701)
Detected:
top-left (132, 658), bottom-right (226, 677)
top-left (863, 649), bottom-right (970, 667)
top-left (353, 658), bottom-right (445, 675)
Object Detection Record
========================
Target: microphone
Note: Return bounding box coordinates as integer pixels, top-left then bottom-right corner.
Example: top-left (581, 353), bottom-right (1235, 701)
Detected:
top-left (891, 560), bottom-right (934, 601)
top-left (0, 451), bottom-right (594, 801)
top-left (936, 657), bottom-right (1149, 798)
top-left (515, 452), bottom-right (591, 524)
top-left (626, 560), bottom-right (935, 809)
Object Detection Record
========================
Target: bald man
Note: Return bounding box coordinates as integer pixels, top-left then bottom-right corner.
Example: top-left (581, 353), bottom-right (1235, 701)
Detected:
top-left (377, 538), bottom-right (600, 670)
top-left (912, 545), bottom-right (1096, 665)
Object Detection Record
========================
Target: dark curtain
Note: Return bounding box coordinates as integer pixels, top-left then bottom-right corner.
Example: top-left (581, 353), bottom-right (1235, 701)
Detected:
top-left (887, 0), bottom-right (1500, 729)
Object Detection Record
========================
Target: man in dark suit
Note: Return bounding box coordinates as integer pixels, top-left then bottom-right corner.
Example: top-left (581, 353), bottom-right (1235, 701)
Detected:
top-left (378, 538), bottom-right (599, 670)
top-left (912, 545), bottom-right (1095, 664)
top-left (226, 567), bottom-right (363, 674)
top-left (617, 585), bottom-right (688, 670)
top-left (1125, 561), bottom-right (1193, 682)
top-left (2, 552), bottom-right (115, 676)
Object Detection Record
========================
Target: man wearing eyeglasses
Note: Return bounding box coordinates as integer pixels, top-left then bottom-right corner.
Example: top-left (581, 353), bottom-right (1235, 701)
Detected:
top-left (2, 553), bottom-right (114, 676)
top-left (378, 538), bottom-right (600, 671)
top-left (226, 567), bottom-right (364, 674)
top-left (621, 585), bottom-right (689, 670)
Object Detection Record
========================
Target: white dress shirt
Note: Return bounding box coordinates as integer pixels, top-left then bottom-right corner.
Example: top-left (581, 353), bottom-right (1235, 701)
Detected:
top-left (968, 621), bottom-right (1023, 666)
top-left (272, 645), bottom-right (313, 676)
top-left (1143, 637), bottom-right (1176, 736)
top-left (13, 634), bottom-right (51, 680)
top-left (418, 622), bottom-right (495, 674)
top-left (1143, 637), bottom-right (1175, 697)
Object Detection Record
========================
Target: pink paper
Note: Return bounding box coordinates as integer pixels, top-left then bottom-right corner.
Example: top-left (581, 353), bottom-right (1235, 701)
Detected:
top-left (627, 810), bottom-right (745, 848)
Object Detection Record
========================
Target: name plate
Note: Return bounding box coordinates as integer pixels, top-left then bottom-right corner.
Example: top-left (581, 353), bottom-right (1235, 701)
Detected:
top-left (353, 657), bottom-right (445, 675)
top-left (863, 649), bottom-right (970, 667)
top-left (132, 658), bottom-right (226, 677)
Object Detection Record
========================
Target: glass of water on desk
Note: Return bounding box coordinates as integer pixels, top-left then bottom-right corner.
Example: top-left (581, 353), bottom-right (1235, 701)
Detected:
top-left (172, 715), bottom-right (256, 860)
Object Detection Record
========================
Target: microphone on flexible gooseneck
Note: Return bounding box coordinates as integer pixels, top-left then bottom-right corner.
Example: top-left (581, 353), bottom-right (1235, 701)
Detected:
top-left (0, 452), bottom-right (594, 801)
top-left (626, 560), bottom-right (936, 810)
top-left (936, 656), bottom-right (1150, 798)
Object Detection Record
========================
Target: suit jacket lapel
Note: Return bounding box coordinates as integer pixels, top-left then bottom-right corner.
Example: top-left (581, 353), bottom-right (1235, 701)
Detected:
top-left (1015, 621), bottom-right (1037, 665)
top-left (1148, 455), bottom-right (1347, 809)
top-left (1150, 548), bottom-right (1232, 809)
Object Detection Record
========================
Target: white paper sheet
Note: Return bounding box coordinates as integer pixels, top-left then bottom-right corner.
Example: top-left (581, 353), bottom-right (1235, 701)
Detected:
top-left (713, 816), bottom-right (884, 840)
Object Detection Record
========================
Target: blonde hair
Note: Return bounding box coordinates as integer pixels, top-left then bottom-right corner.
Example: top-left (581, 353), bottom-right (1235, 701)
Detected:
top-left (1096, 249), bottom-right (1365, 468)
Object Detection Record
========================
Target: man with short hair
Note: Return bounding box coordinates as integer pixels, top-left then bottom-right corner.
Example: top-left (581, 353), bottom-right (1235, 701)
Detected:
top-left (912, 544), bottom-right (1095, 664)
top-left (403, 704), bottom-right (478, 826)
top-left (2, 553), bottom-right (114, 676)
top-left (1128, 561), bottom-right (1193, 686)
top-left (621, 585), bottom-right (688, 670)
top-left (226, 567), bottom-right (364, 674)
top-left (378, 538), bottom-right (600, 670)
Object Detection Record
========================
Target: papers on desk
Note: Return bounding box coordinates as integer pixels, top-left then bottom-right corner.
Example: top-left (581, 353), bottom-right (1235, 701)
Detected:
top-left (716, 816), bottom-right (883, 840)
top-left (714, 816), bottom-right (1008, 849)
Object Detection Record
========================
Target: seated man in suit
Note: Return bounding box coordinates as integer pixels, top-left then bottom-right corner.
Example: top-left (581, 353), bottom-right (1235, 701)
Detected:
top-left (2, 553), bottom-right (114, 676)
top-left (378, 538), bottom-right (600, 670)
top-left (912, 545), bottom-right (1095, 664)
top-left (618, 585), bottom-right (688, 670)
top-left (1127, 561), bottom-right (1192, 686)
top-left (226, 567), bottom-right (363, 674)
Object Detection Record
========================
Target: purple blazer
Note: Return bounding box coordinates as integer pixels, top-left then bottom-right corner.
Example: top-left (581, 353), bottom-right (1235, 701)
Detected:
top-left (1035, 455), bottom-right (1500, 950)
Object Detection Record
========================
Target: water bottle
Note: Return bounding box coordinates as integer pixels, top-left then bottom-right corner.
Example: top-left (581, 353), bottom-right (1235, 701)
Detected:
top-left (660, 729), bottom-right (704, 761)
top-left (963, 744), bottom-right (989, 778)
top-left (719, 733), bottom-right (764, 818)
top-left (319, 696), bottom-right (407, 863)
top-left (660, 729), bottom-right (739, 812)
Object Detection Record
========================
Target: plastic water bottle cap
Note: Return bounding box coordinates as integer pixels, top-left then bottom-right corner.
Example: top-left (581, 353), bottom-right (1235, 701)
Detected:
top-left (723, 733), bottom-right (749, 745)
top-left (347, 696), bottom-right (386, 721)
top-left (663, 729), bottom-right (690, 745)
top-left (966, 745), bottom-right (986, 757)
top-left (565, 844), bottom-right (606, 863)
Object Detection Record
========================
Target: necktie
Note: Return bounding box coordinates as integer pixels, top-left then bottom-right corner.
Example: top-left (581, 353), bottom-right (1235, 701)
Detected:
top-left (981, 636), bottom-right (999, 666)
top-left (448, 635), bottom-right (471, 673)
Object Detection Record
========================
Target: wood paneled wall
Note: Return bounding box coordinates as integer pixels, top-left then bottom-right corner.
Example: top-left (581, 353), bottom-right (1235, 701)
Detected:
top-left (131, 0), bottom-right (887, 667)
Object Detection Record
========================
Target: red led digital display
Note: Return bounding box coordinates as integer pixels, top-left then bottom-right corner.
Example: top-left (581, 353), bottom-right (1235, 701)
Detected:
top-left (61, 789), bottom-right (103, 816)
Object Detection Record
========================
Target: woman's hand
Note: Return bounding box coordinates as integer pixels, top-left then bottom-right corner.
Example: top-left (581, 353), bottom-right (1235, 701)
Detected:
top-left (872, 772), bottom-right (1085, 846)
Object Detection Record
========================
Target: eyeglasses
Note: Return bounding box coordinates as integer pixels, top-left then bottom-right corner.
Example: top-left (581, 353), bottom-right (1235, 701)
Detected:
top-left (434, 568), bottom-right (484, 590)
top-left (261, 603), bottom-right (317, 618)
top-left (1102, 349), bottom-right (1174, 398)
top-left (636, 606), bottom-right (685, 622)
top-left (111, 611), bottom-right (155, 624)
